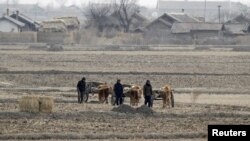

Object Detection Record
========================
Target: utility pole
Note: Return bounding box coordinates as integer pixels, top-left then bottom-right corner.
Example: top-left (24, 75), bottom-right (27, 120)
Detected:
top-left (7, 0), bottom-right (9, 8)
top-left (229, 0), bottom-right (231, 20)
top-left (218, 5), bottom-right (221, 23)
top-left (35, 0), bottom-right (39, 21)
top-left (204, 0), bottom-right (206, 22)
top-left (157, 0), bottom-right (160, 13)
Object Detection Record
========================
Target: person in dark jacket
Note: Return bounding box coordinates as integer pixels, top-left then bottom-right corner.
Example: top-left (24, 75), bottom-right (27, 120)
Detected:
top-left (114, 79), bottom-right (123, 105)
top-left (143, 80), bottom-right (153, 107)
top-left (77, 77), bottom-right (86, 103)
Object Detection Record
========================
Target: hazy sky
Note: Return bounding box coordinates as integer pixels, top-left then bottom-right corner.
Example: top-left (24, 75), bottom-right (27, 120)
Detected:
top-left (0, 0), bottom-right (249, 8)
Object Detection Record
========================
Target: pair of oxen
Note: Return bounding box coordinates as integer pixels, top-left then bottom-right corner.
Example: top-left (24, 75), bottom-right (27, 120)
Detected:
top-left (93, 83), bottom-right (174, 108)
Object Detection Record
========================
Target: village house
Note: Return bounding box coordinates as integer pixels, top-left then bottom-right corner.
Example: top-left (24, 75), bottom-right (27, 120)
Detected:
top-left (146, 13), bottom-right (201, 30)
top-left (39, 20), bottom-right (68, 32)
top-left (226, 14), bottom-right (250, 25)
top-left (145, 13), bottom-right (201, 38)
top-left (171, 22), bottom-right (224, 39)
top-left (0, 15), bottom-right (25, 32)
top-left (55, 17), bottom-right (80, 32)
top-left (10, 10), bottom-right (40, 31)
top-left (224, 15), bottom-right (250, 37)
top-left (129, 12), bottom-right (148, 33)
top-left (156, 0), bottom-right (244, 22)
top-left (224, 23), bottom-right (249, 37)
top-left (0, 9), bottom-right (39, 32)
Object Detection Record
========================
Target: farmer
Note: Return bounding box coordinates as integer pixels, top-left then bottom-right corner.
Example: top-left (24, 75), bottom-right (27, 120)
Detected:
top-left (143, 80), bottom-right (153, 107)
top-left (77, 77), bottom-right (86, 104)
top-left (114, 79), bottom-right (123, 105)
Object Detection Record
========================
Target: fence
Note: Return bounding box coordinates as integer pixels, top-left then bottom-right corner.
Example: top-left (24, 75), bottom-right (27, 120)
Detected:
top-left (0, 32), bottom-right (37, 43)
top-left (237, 35), bottom-right (250, 45)
top-left (37, 32), bottom-right (76, 44)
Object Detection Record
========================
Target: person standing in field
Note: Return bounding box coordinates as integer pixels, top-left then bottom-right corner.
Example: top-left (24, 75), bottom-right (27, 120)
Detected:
top-left (114, 79), bottom-right (123, 105)
top-left (143, 80), bottom-right (153, 107)
top-left (77, 77), bottom-right (86, 104)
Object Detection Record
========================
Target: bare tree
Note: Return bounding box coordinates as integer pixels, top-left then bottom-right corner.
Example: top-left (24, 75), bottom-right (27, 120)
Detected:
top-left (239, 4), bottom-right (250, 17)
top-left (87, 3), bottom-right (111, 20)
top-left (113, 0), bottom-right (139, 32)
top-left (85, 2), bottom-right (113, 34)
top-left (85, 3), bottom-right (112, 27)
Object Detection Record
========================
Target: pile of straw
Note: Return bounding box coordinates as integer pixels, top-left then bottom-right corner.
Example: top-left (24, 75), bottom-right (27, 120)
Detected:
top-left (39, 96), bottom-right (54, 113)
top-left (19, 95), bottom-right (40, 113)
top-left (19, 95), bottom-right (54, 113)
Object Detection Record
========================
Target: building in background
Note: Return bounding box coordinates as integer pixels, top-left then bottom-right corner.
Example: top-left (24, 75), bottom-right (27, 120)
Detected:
top-left (157, 0), bottom-right (245, 22)
top-left (55, 17), bottom-right (80, 32)
top-left (0, 15), bottom-right (25, 32)
top-left (10, 10), bottom-right (40, 31)
top-left (39, 20), bottom-right (68, 32)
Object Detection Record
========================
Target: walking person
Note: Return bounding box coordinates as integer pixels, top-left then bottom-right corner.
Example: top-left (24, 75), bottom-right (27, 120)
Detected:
top-left (143, 80), bottom-right (153, 107)
top-left (114, 79), bottom-right (123, 105)
top-left (77, 77), bottom-right (86, 103)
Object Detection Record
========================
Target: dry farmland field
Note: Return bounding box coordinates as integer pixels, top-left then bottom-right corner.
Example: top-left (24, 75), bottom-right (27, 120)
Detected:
top-left (0, 45), bottom-right (250, 140)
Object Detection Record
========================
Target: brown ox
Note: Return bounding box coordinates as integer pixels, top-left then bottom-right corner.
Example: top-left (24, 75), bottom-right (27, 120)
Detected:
top-left (98, 84), bottom-right (112, 104)
top-left (161, 85), bottom-right (174, 108)
top-left (129, 85), bottom-right (142, 106)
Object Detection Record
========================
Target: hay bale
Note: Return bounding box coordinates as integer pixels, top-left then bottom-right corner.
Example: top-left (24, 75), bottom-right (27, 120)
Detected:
top-left (39, 96), bottom-right (54, 113)
top-left (19, 96), bottom-right (40, 113)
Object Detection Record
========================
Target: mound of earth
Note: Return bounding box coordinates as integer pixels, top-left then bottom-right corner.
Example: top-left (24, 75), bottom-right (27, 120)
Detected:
top-left (111, 104), bottom-right (154, 115)
top-left (136, 105), bottom-right (154, 115)
top-left (111, 104), bottom-right (136, 114)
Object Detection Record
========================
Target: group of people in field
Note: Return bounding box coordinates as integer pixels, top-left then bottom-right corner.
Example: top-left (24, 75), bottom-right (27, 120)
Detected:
top-left (77, 77), bottom-right (154, 107)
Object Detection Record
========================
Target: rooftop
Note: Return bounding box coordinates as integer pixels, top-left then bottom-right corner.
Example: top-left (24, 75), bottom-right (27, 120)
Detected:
top-left (0, 15), bottom-right (25, 27)
top-left (171, 22), bottom-right (223, 33)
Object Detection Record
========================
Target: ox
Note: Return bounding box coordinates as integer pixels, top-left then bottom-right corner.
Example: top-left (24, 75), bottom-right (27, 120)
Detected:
top-left (97, 83), bottom-right (112, 104)
top-left (129, 85), bottom-right (142, 106)
top-left (161, 85), bottom-right (174, 108)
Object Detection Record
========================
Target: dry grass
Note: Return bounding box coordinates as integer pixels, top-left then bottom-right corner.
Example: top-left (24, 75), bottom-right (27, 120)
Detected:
top-left (0, 132), bottom-right (207, 140)
top-left (0, 139), bottom-right (206, 141)
top-left (191, 92), bottom-right (202, 103)
top-left (0, 50), bottom-right (249, 57)
top-left (176, 94), bottom-right (250, 107)
top-left (19, 95), bottom-right (39, 113)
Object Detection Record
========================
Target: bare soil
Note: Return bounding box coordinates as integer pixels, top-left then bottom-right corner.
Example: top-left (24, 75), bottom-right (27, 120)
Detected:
top-left (0, 45), bottom-right (249, 140)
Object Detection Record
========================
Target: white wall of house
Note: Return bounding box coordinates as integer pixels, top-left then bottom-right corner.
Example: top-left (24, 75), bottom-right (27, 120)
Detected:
top-left (0, 20), bottom-right (20, 32)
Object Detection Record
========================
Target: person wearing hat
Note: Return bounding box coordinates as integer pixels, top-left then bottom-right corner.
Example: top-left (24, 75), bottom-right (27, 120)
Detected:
top-left (113, 79), bottom-right (123, 105)
top-left (77, 77), bottom-right (86, 103)
top-left (143, 80), bottom-right (153, 107)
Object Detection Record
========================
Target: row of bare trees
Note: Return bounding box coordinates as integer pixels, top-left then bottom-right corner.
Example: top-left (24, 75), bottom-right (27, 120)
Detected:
top-left (86, 0), bottom-right (139, 32)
